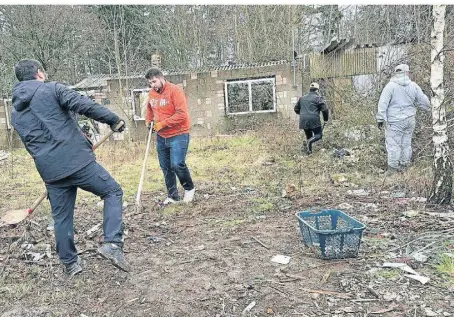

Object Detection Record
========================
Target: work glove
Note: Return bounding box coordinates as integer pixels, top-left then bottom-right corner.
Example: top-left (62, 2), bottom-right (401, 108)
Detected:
top-left (153, 121), bottom-right (164, 132)
top-left (111, 119), bottom-right (125, 132)
top-left (377, 121), bottom-right (384, 129)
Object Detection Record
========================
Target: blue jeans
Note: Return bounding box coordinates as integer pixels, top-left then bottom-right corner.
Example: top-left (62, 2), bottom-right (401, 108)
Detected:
top-left (156, 133), bottom-right (194, 200)
top-left (45, 161), bottom-right (123, 265)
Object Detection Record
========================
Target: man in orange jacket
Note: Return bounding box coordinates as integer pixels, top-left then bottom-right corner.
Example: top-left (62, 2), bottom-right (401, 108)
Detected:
top-left (144, 68), bottom-right (195, 204)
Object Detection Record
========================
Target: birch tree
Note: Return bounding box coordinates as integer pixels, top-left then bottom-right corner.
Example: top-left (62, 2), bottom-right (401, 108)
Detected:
top-left (428, 4), bottom-right (452, 204)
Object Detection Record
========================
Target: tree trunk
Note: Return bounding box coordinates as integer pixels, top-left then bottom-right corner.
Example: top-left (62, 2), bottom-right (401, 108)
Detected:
top-left (428, 4), bottom-right (452, 205)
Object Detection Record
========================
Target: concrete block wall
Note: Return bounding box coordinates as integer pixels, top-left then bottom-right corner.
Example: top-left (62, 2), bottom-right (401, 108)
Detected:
top-left (180, 62), bottom-right (302, 135)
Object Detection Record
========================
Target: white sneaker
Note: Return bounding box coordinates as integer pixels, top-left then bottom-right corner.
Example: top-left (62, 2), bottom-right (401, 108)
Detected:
top-left (163, 197), bottom-right (177, 205)
top-left (183, 188), bottom-right (195, 203)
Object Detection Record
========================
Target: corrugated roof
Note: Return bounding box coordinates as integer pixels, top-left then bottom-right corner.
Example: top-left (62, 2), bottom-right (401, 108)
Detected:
top-left (72, 60), bottom-right (289, 90)
top-left (168, 60), bottom-right (288, 74)
top-left (71, 73), bottom-right (146, 90)
top-left (71, 75), bottom-right (109, 90)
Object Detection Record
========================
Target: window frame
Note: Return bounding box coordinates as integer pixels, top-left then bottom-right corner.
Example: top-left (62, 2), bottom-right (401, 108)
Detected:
top-left (224, 77), bottom-right (276, 115)
top-left (131, 88), bottom-right (150, 121)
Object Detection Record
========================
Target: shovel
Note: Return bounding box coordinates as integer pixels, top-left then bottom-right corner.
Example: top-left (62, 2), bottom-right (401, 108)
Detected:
top-left (0, 121), bottom-right (124, 227)
top-left (135, 121), bottom-right (154, 212)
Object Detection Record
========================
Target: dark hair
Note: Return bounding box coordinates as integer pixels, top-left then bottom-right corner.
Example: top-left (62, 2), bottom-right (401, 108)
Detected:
top-left (309, 87), bottom-right (319, 92)
top-left (145, 68), bottom-right (164, 79)
top-left (14, 59), bottom-right (44, 81)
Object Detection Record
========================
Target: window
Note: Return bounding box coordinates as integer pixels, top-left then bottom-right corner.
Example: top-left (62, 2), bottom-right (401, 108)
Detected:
top-left (131, 88), bottom-right (150, 121)
top-left (225, 77), bottom-right (276, 115)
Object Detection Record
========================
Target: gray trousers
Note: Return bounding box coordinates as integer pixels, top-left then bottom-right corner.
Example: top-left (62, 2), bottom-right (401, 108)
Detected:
top-left (385, 116), bottom-right (416, 169)
top-left (45, 161), bottom-right (123, 265)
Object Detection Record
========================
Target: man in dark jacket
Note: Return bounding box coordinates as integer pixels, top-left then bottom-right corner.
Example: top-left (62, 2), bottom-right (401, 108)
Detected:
top-left (294, 82), bottom-right (329, 154)
top-left (11, 59), bottom-right (129, 275)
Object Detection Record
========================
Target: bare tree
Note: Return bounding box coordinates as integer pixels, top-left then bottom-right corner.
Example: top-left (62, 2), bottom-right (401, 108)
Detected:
top-left (428, 5), bottom-right (452, 204)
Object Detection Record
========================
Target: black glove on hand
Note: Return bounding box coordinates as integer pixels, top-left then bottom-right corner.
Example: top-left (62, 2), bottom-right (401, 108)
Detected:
top-left (111, 120), bottom-right (125, 132)
top-left (377, 121), bottom-right (384, 129)
top-left (146, 121), bottom-right (155, 133)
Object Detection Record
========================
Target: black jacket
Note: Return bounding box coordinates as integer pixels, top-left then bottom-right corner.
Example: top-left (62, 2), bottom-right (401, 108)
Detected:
top-left (11, 80), bottom-right (120, 183)
top-left (294, 91), bottom-right (329, 130)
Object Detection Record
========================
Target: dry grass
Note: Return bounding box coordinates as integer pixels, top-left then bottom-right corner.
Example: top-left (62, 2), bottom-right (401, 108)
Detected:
top-left (0, 95), bottom-right (439, 229)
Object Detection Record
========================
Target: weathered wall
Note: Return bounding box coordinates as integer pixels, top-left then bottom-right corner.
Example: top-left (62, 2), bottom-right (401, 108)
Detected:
top-left (0, 62), bottom-right (304, 147)
top-left (101, 63), bottom-right (302, 140)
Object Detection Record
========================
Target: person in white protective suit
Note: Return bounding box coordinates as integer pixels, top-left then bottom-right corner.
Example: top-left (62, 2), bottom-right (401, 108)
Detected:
top-left (376, 64), bottom-right (430, 173)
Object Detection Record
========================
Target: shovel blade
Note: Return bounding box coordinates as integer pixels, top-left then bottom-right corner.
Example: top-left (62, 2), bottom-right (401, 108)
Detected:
top-left (0, 209), bottom-right (31, 226)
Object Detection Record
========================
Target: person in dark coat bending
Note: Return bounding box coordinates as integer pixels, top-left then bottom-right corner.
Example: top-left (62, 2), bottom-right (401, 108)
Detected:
top-left (294, 82), bottom-right (329, 154)
top-left (11, 59), bottom-right (129, 275)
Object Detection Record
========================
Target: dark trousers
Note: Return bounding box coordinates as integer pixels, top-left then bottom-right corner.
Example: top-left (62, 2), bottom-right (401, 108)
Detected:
top-left (156, 133), bottom-right (194, 200)
top-left (303, 126), bottom-right (323, 152)
top-left (45, 161), bottom-right (123, 265)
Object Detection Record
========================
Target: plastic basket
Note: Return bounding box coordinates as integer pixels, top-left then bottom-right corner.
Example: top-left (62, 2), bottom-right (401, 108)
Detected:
top-left (296, 209), bottom-right (366, 259)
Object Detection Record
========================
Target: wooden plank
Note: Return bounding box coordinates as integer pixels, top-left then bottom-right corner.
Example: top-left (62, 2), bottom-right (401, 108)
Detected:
top-left (309, 47), bottom-right (378, 79)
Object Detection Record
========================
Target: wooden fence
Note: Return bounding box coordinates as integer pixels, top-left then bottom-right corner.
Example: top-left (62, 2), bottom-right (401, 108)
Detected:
top-left (309, 48), bottom-right (377, 79)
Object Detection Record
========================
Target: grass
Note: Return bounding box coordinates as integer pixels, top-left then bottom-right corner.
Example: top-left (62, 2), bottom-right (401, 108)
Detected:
top-left (0, 277), bottom-right (34, 301)
top-left (208, 217), bottom-right (246, 228)
top-left (247, 197), bottom-right (274, 214)
top-left (375, 268), bottom-right (400, 280)
top-left (434, 253), bottom-right (454, 286)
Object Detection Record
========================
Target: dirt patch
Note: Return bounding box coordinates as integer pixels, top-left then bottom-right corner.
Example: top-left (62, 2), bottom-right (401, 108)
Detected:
top-left (1, 184), bottom-right (453, 317)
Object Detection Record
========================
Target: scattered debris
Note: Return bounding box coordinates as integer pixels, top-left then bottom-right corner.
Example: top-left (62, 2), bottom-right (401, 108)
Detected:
top-left (46, 218), bottom-right (54, 231)
top-left (412, 252), bottom-right (428, 263)
top-left (425, 211), bottom-right (454, 218)
top-left (146, 236), bottom-right (164, 243)
top-left (424, 307), bottom-right (439, 316)
top-left (337, 202), bottom-right (353, 210)
top-left (404, 274), bottom-right (430, 284)
top-left (341, 306), bottom-right (356, 313)
top-left (360, 203), bottom-right (378, 210)
top-left (390, 191), bottom-right (406, 198)
top-left (282, 184), bottom-right (297, 198)
top-left (241, 301), bottom-right (256, 316)
top-left (250, 236), bottom-right (269, 249)
top-left (347, 189), bottom-right (369, 196)
top-left (0, 150), bottom-right (10, 161)
top-left (383, 262), bottom-right (418, 274)
top-left (25, 251), bottom-right (44, 262)
top-left (271, 255), bottom-right (290, 265)
top-left (403, 210), bottom-right (420, 217)
top-left (321, 270), bottom-right (331, 283)
top-left (410, 197), bottom-right (427, 203)
top-left (85, 223), bottom-right (102, 238)
top-left (382, 262), bottom-right (430, 284)
top-left (366, 286), bottom-right (380, 298)
top-left (370, 305), bottom-right (397, 314)
top-left (301, 288), bottom-right (352, 299)
top-left (332, 148), bottom-right (351, 158)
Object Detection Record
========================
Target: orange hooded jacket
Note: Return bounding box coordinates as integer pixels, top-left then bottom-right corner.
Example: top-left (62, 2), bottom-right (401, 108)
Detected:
top-left (145, 81), bottom-right (190, 138)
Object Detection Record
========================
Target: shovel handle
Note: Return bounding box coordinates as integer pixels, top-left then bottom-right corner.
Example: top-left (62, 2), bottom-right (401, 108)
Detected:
top-left (135, 122), bottom-right (154, 207)
top-left (92, 121), bottom-right (124, 150)
top-left (29, 191), bottom-right (48, 214)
